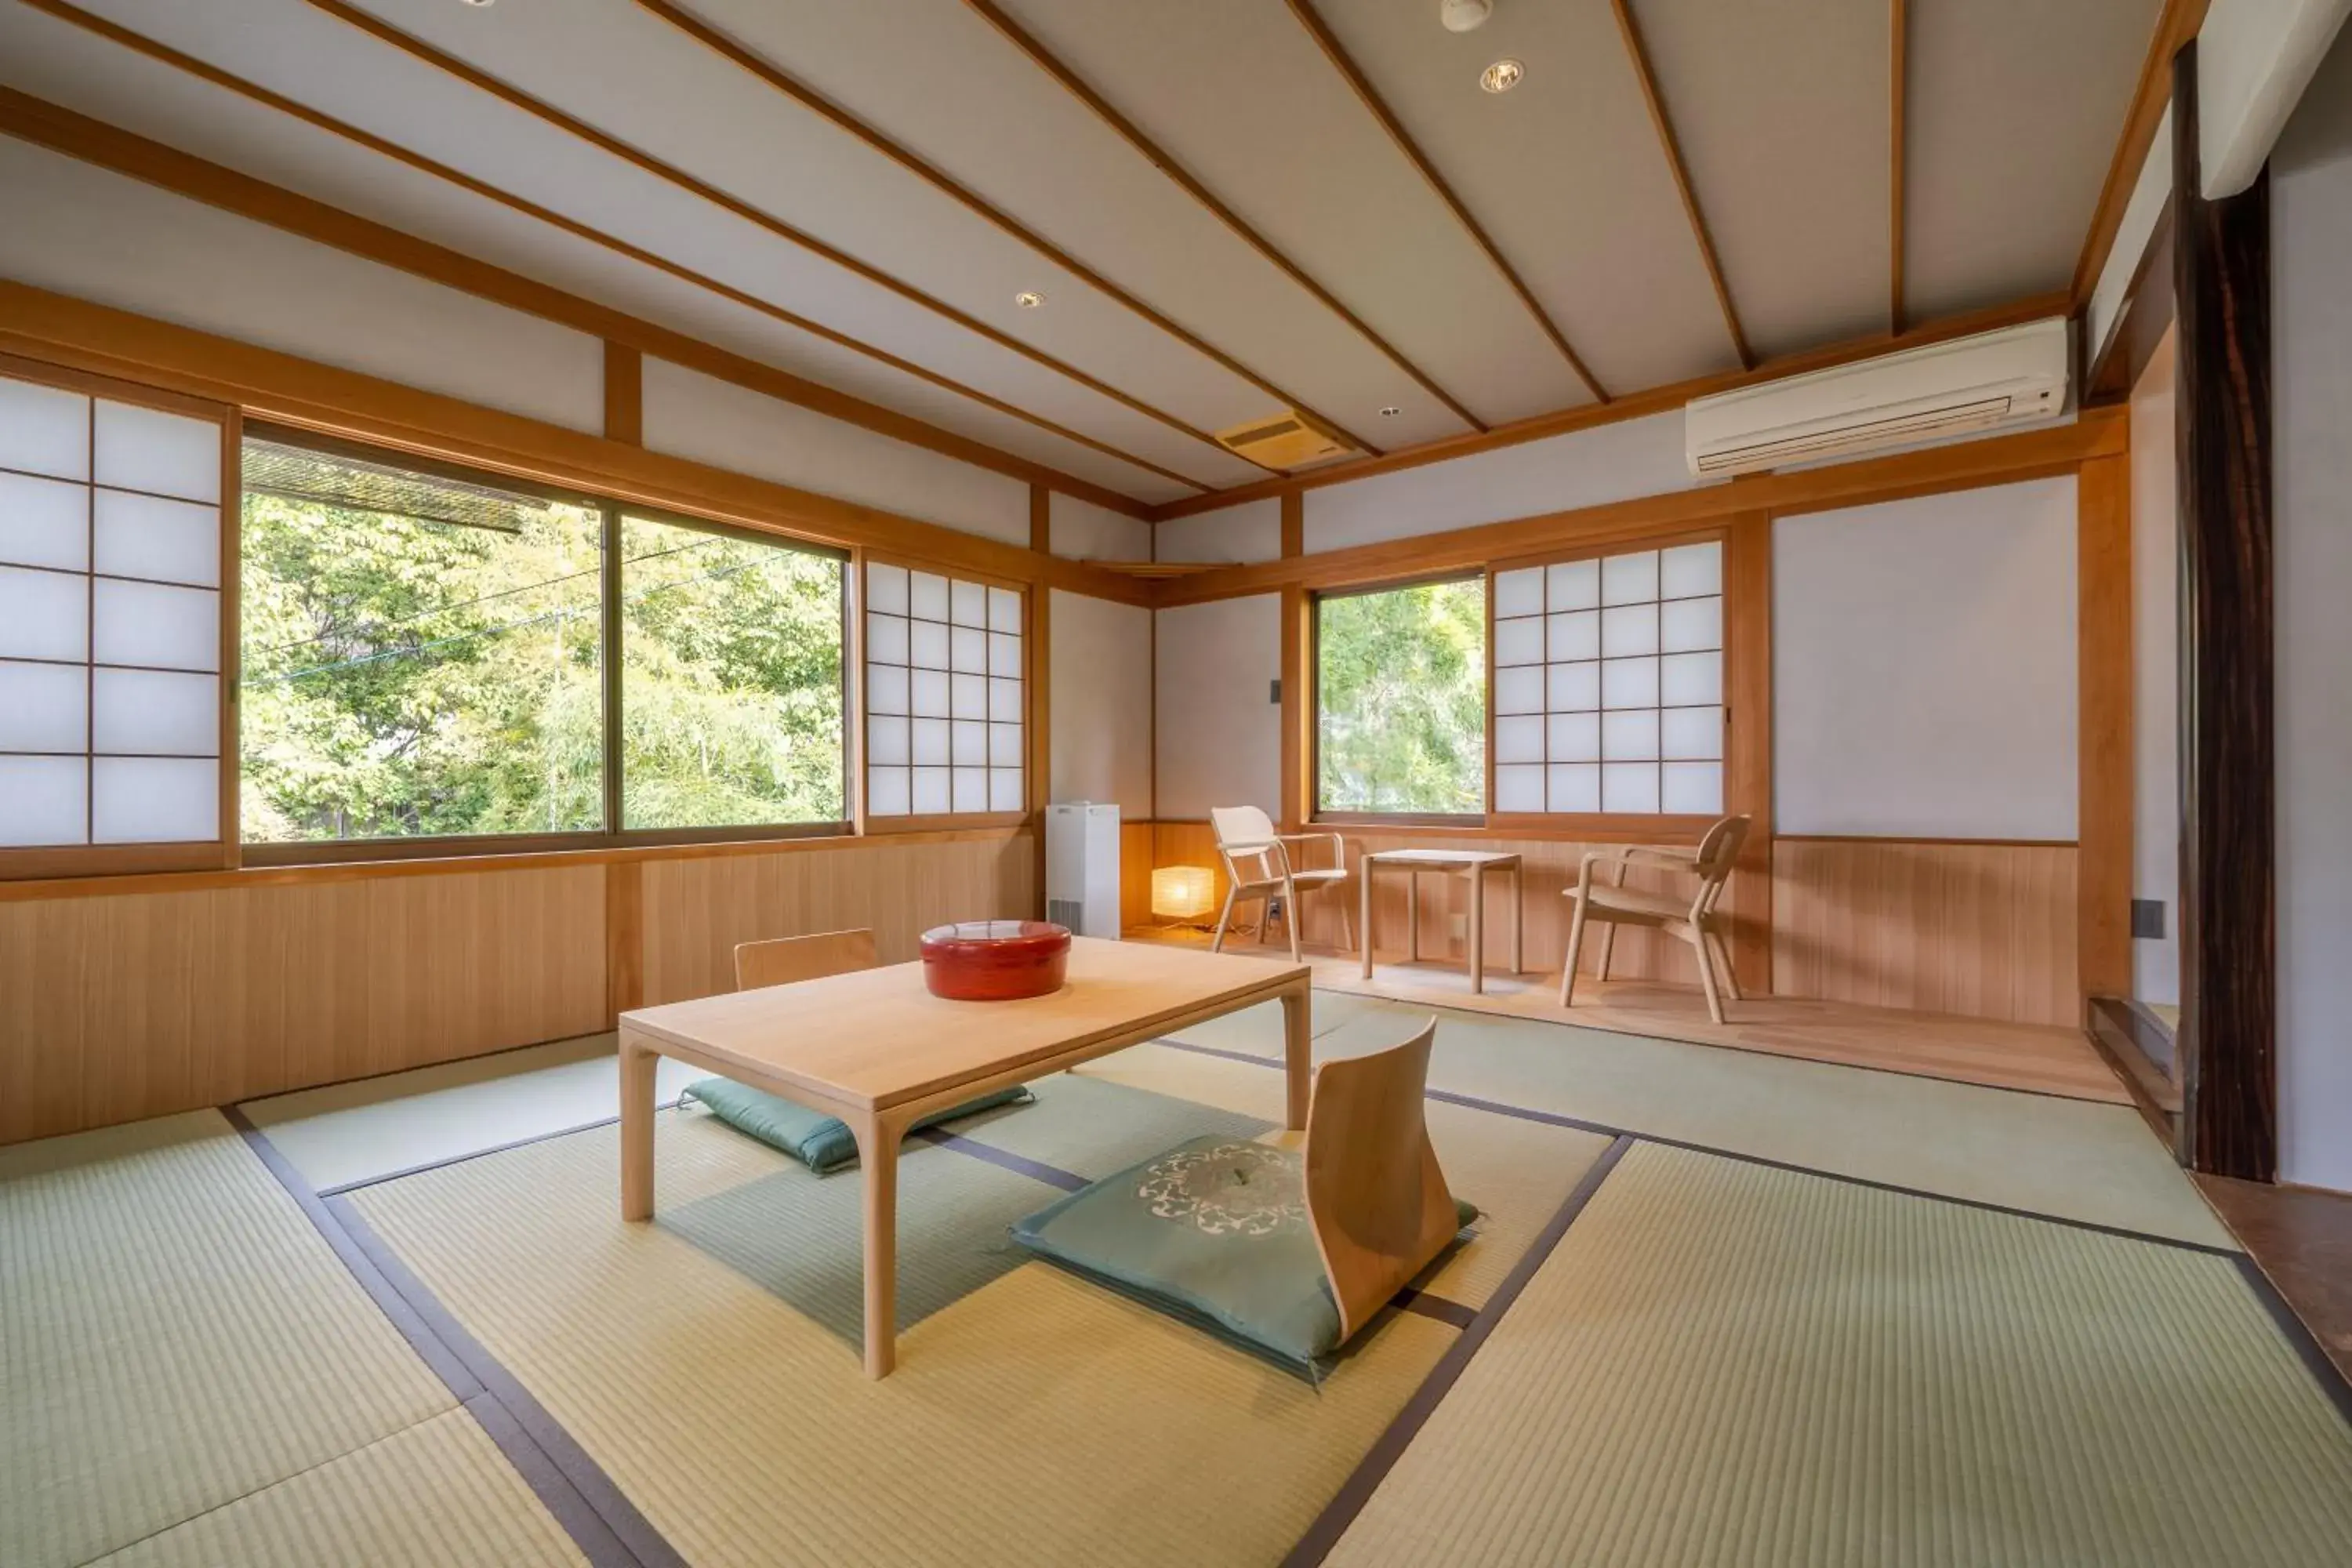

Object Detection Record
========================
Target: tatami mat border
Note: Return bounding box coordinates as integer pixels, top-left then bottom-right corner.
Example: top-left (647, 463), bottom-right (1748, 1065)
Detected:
top-left (223, 1105), bottom-right (683, 1568)
top-left (313, 1098), bottom-right (688, 1198)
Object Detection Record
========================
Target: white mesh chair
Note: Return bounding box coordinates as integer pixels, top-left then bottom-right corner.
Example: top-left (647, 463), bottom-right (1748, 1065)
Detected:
top-left (1208, 805), bottom-right (1352, 961)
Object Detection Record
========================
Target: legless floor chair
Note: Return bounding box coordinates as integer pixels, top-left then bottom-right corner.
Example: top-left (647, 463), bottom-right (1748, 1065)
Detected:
top-left (1209, 805), bottom-right (1354, 961)
top-left (1011, 1020), bottom-right (1474, 1377)
top-left (1559, 815), bottom-right (1752, 1025)
top-left (678, 928), bottom-right (1033, 1173)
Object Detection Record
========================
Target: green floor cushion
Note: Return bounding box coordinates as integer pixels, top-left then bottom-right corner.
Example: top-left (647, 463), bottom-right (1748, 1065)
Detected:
top-left (681, 1078), bottom-right (1033, 1174)
top-left (1011, 1134), bottom-right (1476, 1377)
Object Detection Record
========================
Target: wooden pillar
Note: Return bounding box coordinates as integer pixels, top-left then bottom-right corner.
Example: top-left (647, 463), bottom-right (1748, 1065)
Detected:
top-left (1278, 492), bottom-right (1308, 832)
top-left (1029, 486), bottom-right (1052, 919)
top-left (2076, 454), bottom-right (2134, 1003)
top-left (1723, 510), bottom-right (1773, 993)
top-left (2172, 41), bottom-right (2276, 1181)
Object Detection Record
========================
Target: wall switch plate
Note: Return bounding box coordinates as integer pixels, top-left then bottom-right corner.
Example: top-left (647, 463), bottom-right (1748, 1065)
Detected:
top-left (2131, 898), bottom-right (2167, 940)
top-left (1269, 678), bottom-right (1282, 704)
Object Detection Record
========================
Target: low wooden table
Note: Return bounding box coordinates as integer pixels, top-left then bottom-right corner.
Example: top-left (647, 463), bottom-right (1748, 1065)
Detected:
top-left (616, 936), bottom-right (1312, 1378)
top-left (1359, 849), bottom-right (1524, 994)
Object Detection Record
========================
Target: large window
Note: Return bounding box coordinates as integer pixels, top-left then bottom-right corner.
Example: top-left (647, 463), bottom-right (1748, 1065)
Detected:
top-left (0, 369), bottom-right (226, 853)
top-left (1316, 576), bottom-right (1486, 815)
top-left (1490, 538), bottom-right (1724, 817)
top-left (619, 514), bottom-right (843, 829)
top-left (238, 434), bottom-right (847, 849)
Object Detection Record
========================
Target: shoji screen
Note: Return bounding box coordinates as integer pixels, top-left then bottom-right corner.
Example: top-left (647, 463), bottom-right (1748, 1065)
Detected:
top-left (0, 365), bottom-right (227, 858)
top-left (863, 560), bottom-right (1023, 818)
top-left (1490, 538), bottom-right (1725, 817)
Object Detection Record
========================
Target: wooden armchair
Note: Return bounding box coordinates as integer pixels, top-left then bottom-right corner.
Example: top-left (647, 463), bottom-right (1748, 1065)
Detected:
top-left (1209, 805), bottom-right (1354, 960)
top-left (1559, 815), bottom-right (1751, 1024)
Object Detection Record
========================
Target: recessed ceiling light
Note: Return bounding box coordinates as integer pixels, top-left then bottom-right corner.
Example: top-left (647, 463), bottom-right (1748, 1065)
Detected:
top-left (460, 0), bottom-right (494, 8)
top-left (1379, 406), bottom-right (1403, 418)
top-left (1479, 57), bottom-right (1525, 94)
top-left (1014, 291), bottom-right (1044, 309)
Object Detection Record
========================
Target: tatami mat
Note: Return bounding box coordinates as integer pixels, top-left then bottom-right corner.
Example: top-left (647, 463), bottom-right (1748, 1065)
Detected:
top-left (239, 1033), bottom-right (707, 1193)
top-left (0, 1112), bottom-right (457, 1568)
top-left (353, 1109), bottom-right (1462, 1567)
top-left (1324, 1142), bottom-right (2352, 1567)
top-left (1170, 997), bottom-right (2231, 1248)
top-left (87, 1409), bottom-right (586, 1568)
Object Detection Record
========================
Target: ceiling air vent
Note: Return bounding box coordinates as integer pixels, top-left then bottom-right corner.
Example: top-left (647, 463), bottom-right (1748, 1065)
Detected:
top-left (1215, 409), bottom-right (1356, 470)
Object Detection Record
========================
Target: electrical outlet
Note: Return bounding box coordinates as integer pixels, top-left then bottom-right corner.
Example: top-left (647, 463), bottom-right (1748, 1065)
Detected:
top-left (2131, 898), bottom-right (2166, 940)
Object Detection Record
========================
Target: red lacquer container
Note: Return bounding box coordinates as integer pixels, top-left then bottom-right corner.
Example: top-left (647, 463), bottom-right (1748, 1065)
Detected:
top-left (918, 920), bottom-right (1072, 1000)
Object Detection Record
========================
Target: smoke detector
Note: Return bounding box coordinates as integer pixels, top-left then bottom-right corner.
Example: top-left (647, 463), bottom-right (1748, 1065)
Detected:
top-left (1440, 0), bottom-right (1493, 33)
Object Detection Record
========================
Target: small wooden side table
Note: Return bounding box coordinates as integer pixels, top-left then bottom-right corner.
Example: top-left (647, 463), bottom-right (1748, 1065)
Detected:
top-left (1359, 849), bottom-right (1524, 994)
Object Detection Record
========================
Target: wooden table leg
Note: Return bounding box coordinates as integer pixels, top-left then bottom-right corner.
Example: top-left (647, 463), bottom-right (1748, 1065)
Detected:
top-left (1359, 861), bottom-right (1375, 979)
top-left (619, 1030), bottom-right (658, 1222)
top-left (1281, 981), bottom-right (1312, 1131)
top-left (1512, 861), bottom-right (1525, 975)
top-left (1468, 864), bottom-right (1486, 995)
top-left (855, 1113), bottom-right (905, 1379)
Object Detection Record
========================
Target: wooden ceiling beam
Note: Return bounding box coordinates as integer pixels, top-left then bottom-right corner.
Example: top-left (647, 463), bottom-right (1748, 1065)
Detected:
top-left (0, 83), bottom-right (1163, 515)
top-left (1607, 0), bottom-right (1753, 370)
top-left (1282, 0), bottom-right (1609, 401)
top-left (1142, 290), bottom-right (2071, 521)
top-left (625, 0), bottom-right (1327, 479)
top-left (246, 0), bottom-right (1235, 489)
top-left (2072, 0), bottom-right (2210, 306)
top-left (1890, 0), bottom-right (1908, 335)
top-left (961, 0), bottom-right (1480, 447)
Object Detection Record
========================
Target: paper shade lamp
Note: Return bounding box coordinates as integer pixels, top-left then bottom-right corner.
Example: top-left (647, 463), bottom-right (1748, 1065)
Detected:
top-left (1151, 865), bottom-right (1216, 920)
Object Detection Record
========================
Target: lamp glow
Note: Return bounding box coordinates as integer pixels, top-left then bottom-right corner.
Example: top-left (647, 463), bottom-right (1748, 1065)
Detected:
top-left (1151, 865), bottom-right (1217, 920)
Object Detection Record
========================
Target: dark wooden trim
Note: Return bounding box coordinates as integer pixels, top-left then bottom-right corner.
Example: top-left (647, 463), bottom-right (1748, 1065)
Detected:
top-left (2087, 200), bottom-right (2179, 404)
top-left (1283, 0), bottom-right (1607, 401)
top-left (2172, 42), bottom-right (2276, 1182)
top-left (1610, 0), bottom-right (1751, 368)
top-left (961, 0), bottom-right (1453, 447)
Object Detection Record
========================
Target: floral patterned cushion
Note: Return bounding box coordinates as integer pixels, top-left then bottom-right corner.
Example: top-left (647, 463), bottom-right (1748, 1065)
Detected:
top-left (1010, 1134), bottom-right (1475, 1375)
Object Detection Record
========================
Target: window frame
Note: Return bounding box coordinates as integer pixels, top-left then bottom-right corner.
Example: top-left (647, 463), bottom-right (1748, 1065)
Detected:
top-left (232, 423), bottom-right (855, 868)
top-left (1483, 524), bottom-right (1733, 837)
top-left (855, 547), bottom-right (1032, 836)
top-left (0, 351), bottom-right (239, 883)
top-left (1309, 568), bottom-right (1491, 827)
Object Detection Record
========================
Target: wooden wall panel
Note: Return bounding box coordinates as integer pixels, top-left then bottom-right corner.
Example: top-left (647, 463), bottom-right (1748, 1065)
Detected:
top-left (1119, 820), bottom-right (1157, 932)
top-left (639, 832), bottom-right (1036, 1006)
top-left (0, 866), bottom-right (607, 1145)
top-left (1772, 840), bottom-right (2079, 1025)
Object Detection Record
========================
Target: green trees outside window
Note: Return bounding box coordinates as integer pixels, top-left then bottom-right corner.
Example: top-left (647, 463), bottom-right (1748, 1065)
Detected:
top-left (238, 437), bottom-right (844, 844)
top-left (1315, 577), bottom-right (1486, 815)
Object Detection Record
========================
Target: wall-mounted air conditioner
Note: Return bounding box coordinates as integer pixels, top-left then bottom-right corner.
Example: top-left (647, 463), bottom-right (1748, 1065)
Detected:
top-left (1684, 317), bottom-right (2070, 477)
top-left (1045, 801), bottom-right (1120, 938)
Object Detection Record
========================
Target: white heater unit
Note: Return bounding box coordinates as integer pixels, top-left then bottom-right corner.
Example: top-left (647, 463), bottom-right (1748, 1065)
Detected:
top-left (1684, 317), bottom-right (2070, 477)
top-left (1045, 801), bottom-right (1121, 938)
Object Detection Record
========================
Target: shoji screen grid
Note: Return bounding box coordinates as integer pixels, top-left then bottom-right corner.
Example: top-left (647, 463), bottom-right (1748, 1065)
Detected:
top-left (863, 561), bottom-right (1023, 817)
top-left (1490, 539), bottom-right (1725, 817)
top-left (0, 370), bottom-right (225, 850)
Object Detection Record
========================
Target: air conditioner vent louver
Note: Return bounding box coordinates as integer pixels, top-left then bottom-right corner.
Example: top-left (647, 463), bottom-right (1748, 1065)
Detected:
top-left (1685, 318), bottom-right (2069, 477)
top-left (1215, 408), bottom-right (1357, 470)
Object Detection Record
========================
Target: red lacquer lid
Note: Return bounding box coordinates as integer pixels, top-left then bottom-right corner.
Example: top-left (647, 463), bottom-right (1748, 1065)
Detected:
top-left (919, 920), bottom-right (1071, 1000)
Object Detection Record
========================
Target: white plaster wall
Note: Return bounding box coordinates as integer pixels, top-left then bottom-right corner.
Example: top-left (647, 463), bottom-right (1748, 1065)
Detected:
top-left (2273, 27), bottom-right (2352, 1191)
top-left (643, 358), bottom-right (1029, 543)
top-left (1047, 589), bottom-right (1151, 815)
top-left (0, 135), bottom-right (603, 430)
top-left (1049, 492), bottom-right (1150, 561)
top-left (1153, 595), bottom-right (1279, 821)
top-left (2129, 332), bottom-right (2181, 1007)
top-left (1154, 497), bottom-right (1283, 564)
top-left (1301, 412), bottom-right (1701, 554)
top-left (1773, 477), bottom-right (2080, 840)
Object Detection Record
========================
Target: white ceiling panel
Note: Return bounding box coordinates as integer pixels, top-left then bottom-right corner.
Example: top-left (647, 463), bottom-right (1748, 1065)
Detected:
top-left (1312, 0), bottom-right (1738, 396)
top-left (990, 0), bottom-right (1593, 427)
top-left (1634, 0), bottom-right (1893, 358)
top-left (1906, 0), bottom-right (2163, 321)
top-left (0, 0), bottom-right (1242, 495)
top-left (341, 0), bottom-right (1279, 441)
top-left (670, 0), bottom-right (1477, 449)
